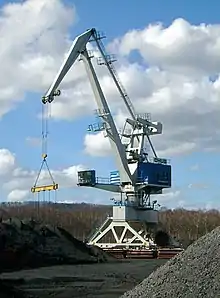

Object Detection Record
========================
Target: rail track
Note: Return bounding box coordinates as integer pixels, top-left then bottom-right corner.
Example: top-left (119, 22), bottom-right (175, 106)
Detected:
top-left (103, 248), bottom-right (184, 259)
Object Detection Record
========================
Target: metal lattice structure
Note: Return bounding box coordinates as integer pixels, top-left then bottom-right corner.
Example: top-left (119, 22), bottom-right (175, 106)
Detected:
top-left (41, 28), bottom-right (172, 249)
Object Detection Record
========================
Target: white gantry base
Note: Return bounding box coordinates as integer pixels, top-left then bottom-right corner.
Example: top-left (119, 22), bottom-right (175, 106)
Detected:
top-left (87, 216), bottom-right (156, 249)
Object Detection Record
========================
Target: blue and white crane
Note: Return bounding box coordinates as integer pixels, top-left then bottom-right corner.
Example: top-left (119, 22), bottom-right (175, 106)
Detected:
top-left (42, 28), bottom-right (171, 249)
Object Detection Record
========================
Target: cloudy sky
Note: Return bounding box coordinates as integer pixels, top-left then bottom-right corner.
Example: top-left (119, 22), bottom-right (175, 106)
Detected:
top-left (0, 0), bottom-right (219, 209)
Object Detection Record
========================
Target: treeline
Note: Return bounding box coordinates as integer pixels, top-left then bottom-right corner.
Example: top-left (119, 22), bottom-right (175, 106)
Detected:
top-left (0, 202), bottom-right (220, 248)
top-left (159, 208), bottom-right (220, 247)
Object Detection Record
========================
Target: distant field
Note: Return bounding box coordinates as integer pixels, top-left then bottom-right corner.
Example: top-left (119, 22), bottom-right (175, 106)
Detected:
top-left (1, 259), bottom-right (167, 298)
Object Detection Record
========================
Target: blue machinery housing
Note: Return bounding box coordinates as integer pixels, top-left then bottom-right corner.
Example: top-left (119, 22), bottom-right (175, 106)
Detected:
top-left (77, 161), bottom-right (171, 190)
top-left (137, 162), bottom-right (171, 188)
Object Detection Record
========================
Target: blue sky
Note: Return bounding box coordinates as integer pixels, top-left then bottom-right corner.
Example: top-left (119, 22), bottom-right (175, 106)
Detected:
top-left (0, 0), bottom-right (219, 208)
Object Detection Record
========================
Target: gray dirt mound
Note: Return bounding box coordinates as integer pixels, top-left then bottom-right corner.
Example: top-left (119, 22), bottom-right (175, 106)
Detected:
top-left (0, 280), bottom-right (27, 298)
top-left (0, 218), bottom-right (114, 272)
top-left (120, 226), bottom-right (220, 298)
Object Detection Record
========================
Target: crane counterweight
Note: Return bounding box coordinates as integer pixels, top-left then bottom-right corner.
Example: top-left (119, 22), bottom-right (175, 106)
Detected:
top-left (42, 28), bottom-right (172, 250)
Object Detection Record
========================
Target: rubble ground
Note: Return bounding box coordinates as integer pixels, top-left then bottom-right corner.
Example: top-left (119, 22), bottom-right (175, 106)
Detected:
top-left (121, 226), bottom-right (220, 298)
top-left (1, 259), bottom-right (167, 298)
top-left (0, 217), bottom-right (116, 297)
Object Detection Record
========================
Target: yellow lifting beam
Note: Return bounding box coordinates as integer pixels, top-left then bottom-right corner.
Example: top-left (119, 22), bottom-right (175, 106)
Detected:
top-left (31, 183), bottom-right (58, 193)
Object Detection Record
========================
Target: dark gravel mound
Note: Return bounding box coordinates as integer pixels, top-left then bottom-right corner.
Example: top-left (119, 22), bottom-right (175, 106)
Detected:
top-left (0, 218), bottom-right (114, 272)
top-left (154, 230), bottom-right (170, 247)
top-left (0, 280), bottom-right (27, 298)
top-left (57, 226), bottom-right (114, 262)
top-left (121, 226), bottom-right (220, 298)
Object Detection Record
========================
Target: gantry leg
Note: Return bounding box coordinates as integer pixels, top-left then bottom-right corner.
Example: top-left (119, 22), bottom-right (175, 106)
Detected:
top-left (87, 217), bottom-right (151, 248)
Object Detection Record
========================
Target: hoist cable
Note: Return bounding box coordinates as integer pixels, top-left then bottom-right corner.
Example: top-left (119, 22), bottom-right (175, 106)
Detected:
top-left (33, 159), bottom-right (45, 187)
top-left (34, 102), bottom-right (55, 187)
top-left (37, 192), bottom-right (40, 218)
top-left (31, 99), bottom-right (58, 198)
top-left (54, 189), bottom-right (57, 203)
top-left (44, 158), bottom-right (56, 184)
top-left (41, 103), bottom-right (49, 157)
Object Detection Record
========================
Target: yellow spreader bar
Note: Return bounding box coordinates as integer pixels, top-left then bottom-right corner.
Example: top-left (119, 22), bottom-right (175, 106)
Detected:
top-left (31, 183), bottom-right (59, 193)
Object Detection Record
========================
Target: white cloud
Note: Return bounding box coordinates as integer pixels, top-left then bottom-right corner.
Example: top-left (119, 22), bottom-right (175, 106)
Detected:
top-left (8, 189), bottom-right (29, 202)
top-left (188, 183), bottom-right (209, 189)
top-left (5, 163), bottom-right (86, 193)
top-left (0, 149), bottom-right (15, 175)
top-left (190, 164), bottom-right (200, 171)
top-left (156, 190), bottom-right (181, 204)
top-left (0, 0), bottom-right (76, 118)
top-left (147, 189), bottom-right (185, 209)
top-left (113, 18), bottom-right (220, 76)
top-left (84, 132), bottom-right (111, 157)
top-left (26, 137), bottom-right (42, 147)
top-left (0, 147), bottom-right (86, 202)
top-left (50, 82), bottom-right (95, 121)
top-left (81, 19), bottom-right (220, 158)
top-left (0, 1), bottom-right (219, 158)
top-left (0, 0), bottom-right (91, 202)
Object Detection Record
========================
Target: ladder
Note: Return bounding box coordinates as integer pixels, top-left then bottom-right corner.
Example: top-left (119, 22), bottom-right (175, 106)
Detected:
top-left (94, 36), bottom-right (136, 121)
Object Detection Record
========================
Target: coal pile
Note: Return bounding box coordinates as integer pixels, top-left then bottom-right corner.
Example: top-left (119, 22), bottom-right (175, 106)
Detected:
top-left (154, 230), bottom-right (170, 247)
top-left (0, 218), bottom-right (113, 272)
top-left (121, 226), bottom-right (220, 298)
top-left (0, 279), bottom-right (27, 298)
